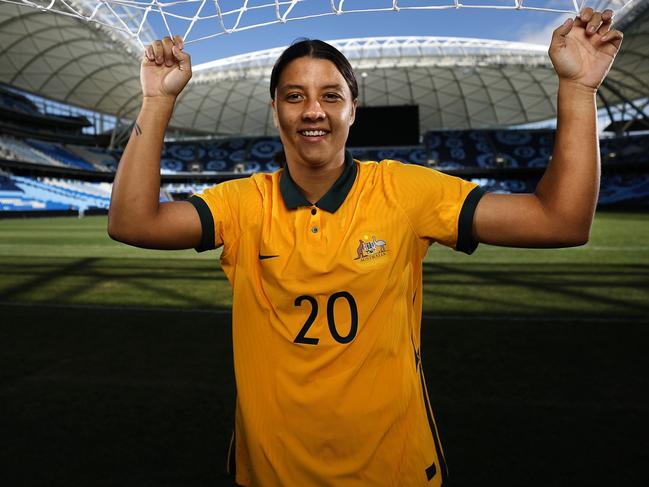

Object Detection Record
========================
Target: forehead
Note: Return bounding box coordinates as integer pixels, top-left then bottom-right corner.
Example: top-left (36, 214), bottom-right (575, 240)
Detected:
top-left (277, 57), bottom-right (349, 93)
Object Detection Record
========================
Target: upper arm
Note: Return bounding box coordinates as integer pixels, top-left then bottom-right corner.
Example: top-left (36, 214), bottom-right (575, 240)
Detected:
top-left (389, 162), bottom-right (483, 253)
top-left (187, 181), bottom-right (241, 254)
top-left (108, 200), bottom-right (203, 250)
top-left (473, 192), bottom-right (589, 248)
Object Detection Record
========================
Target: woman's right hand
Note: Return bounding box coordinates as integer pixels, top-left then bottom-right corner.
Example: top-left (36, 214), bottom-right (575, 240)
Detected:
top-left (141, 35), bottom-right (192, 99)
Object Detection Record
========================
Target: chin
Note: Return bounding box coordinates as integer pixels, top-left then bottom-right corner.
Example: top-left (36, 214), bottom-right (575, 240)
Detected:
top-left (301, 153), bottom-right (331, 167)
top-left (293, 146), bottom-right (335, 167)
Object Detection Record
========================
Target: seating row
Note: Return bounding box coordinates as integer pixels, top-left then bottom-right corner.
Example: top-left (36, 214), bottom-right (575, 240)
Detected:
top-left (2, 131), bottom-right (648, 175)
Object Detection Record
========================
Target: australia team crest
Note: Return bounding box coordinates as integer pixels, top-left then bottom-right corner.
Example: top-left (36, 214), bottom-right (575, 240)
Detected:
top-left (354, 234), bottom-right (388, 261)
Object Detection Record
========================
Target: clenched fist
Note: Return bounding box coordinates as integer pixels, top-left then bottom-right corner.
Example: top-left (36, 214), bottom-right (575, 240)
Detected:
top-left (141, 35), bottom-right (192, 99)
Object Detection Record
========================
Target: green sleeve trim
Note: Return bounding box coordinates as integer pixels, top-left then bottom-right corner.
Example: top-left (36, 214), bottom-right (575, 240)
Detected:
top-left (456, 185), bottom-right (486, 255)
top-left (187, 195), bottom-right (215, 253)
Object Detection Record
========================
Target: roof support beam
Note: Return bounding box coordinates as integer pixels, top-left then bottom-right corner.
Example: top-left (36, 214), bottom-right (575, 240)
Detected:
top-left (95, 75), bottom-right (140, 111)
top-left (239, 77), bottom-right (266, 134)
top-left (40, 52), bottom-right (132, 93)
top-left (190, 80), bottom-right (228, 129)
top-left (9, 36), bottom-right (98, 85)
top-left (606, 68), bottom-right (649, 98)
top-left (497, 66), bottom-right (529, 125)
top-left (3, 23), bottom-right (69, 55)
top-left (596, 89), bottom-right (617, 132)
top-left (63, 62), bottom-right (134, 103)
top-left (601, 79), bottom-right (649, 123)
top-left (449, 68), bottom-right (473, 129)
top-left (0, 9), bottom-right (51, 30)
top-left (425, 67), bottom-right (443, 128)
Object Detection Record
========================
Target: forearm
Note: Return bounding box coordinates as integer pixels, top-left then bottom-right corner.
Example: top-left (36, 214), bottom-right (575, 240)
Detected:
top-left (108, 97), bottom-right (175, 239)
top-left (473, 9), bottom-right (620, 248)
top-left (535, 81), bottom-right (599, 241)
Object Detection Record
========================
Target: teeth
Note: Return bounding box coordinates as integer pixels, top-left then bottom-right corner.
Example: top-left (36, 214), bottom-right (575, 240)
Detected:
top-left (301, 130), bottom-right (327, 137)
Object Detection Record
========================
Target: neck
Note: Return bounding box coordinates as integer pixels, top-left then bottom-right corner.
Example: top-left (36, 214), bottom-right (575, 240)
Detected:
top-left (285, 151), bottom-right (346, 204)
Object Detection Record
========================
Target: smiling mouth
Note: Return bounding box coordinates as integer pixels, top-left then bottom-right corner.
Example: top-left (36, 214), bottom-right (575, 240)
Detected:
top-left (299, 130), bottom-right (329, 137)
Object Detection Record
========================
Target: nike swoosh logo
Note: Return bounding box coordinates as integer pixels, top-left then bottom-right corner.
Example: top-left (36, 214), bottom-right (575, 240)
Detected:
top-left (259, 254), bottom-right (279, 260)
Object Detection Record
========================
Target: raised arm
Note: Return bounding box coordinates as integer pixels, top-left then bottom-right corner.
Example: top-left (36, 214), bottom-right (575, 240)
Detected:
top-left (473, 8), bottom-right (623, 248)
top-left (108, 36), bottom-right (202, 250)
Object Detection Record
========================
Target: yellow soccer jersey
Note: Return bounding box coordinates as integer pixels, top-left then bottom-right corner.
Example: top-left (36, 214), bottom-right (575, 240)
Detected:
top-left (188, 151), bottom-right (485, 487)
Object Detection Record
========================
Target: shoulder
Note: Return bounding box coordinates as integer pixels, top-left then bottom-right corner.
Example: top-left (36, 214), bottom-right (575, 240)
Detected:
top-left (355, 158), bottom-right (413, 175)
top-left (211, 172), bottom-right (277, 198)
top-left (196, 173), bottom-right (276, 218)
top-left (356, 158), bottom-right (443, 182)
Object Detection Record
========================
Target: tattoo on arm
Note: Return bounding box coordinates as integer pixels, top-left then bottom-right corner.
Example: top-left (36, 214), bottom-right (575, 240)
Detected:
top-left (132, 121), bottom-right (142, 136)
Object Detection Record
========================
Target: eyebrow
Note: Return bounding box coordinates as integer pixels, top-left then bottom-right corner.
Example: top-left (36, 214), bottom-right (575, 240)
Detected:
top-left (280, 83), bottom-right (345, 91)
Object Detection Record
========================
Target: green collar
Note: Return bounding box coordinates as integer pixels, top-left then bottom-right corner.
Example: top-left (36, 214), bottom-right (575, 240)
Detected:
top-left (280, 150), bottom-right (357, 213)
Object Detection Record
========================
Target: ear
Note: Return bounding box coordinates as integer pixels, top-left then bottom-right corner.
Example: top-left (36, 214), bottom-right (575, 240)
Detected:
top-left (271, 99), bottom-right (279, 129)
top-left (349, 99), bottom-right (358, 127)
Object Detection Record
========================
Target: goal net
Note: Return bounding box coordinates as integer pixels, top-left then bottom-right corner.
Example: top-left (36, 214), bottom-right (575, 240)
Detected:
top-left (1, 0), bottom-right (636, 47)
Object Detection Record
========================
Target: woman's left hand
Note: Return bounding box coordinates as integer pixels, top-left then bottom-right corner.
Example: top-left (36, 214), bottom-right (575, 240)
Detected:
top-left (548, 7), bottom-right (623, 91)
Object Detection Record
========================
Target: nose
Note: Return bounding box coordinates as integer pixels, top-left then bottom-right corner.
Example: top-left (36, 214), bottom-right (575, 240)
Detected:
top-left (302, 98), bottom-right (326, 121)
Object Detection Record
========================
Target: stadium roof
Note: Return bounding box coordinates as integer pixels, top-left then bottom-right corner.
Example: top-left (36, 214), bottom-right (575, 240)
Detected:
top-left (183, 36), bottom-right (556, 134)
top-left (0, 0), bottom-right (647, 137)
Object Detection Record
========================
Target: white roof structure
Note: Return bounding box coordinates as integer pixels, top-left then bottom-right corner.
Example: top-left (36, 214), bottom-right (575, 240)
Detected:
top-left (0, 1), bottom-right (150, 119)
top-left (182, 37), bottom-right (554, 134)
top-left (0, 0), bottom-right (647, 137)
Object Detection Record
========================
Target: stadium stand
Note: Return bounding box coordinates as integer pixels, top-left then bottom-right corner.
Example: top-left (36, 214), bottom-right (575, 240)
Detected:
top-left (0, 171), bottom-right (70, 211)
top-left (2, 102), bottom-right (649, 213)
top-left (0, 88), bottom-right (39, 115)
top-left (25, 140), bottom-right (96, 171)
top-left (600, 172), bottom-right (649, 205)
top-left (349, 146), bottom-right (429, 166)
top-left (0, 135), bottom-right (62, 166)
top-left (422, 129), bottom-right (555, 169)
top-left (2, 175), bottom-right (110, 210)
top-left (601, 133), bottom-right (649, 165)
top-left (0, 166), bottom-right (172, 212)
top-left (161, 137), bottom-right (283, 173)
top-left (4, 114), bottom-right (647, 177)
top-left (0, 135), bottom-right (117, 173)
top-left (489, 130), bottom-right (555, 168)
top-left (163, 182), bottom-right (215, 195)
top-left (0, 87), bottom-right (97, 144)
top-left (66, 145), bottom-right (117, 172)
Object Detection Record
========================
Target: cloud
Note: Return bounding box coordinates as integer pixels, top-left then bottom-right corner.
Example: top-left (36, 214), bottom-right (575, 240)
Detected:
top-left (517, 13), bottom-right (573, 46)
top-left (507, 0), bottom-right (629, 46)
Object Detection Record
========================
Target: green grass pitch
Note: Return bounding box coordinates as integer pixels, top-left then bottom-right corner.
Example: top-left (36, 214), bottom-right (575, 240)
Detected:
top-left (0, 212), bottom-right (648, 487)
top-left (0, 212), bottom-right (647, 316)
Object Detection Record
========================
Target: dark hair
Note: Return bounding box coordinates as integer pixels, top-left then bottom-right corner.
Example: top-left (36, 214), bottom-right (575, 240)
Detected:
top-left (269, 39), bottom-right (358, 101)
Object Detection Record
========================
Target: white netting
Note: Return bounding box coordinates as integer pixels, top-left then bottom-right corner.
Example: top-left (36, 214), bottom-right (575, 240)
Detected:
top-left (1, 0), bottom-right (638, 47)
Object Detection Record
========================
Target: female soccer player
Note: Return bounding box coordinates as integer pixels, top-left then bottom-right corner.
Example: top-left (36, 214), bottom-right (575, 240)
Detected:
top-left (108, 8), bottom-right (622, 486)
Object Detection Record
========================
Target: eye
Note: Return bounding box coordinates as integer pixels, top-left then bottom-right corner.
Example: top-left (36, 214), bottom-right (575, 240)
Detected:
top-left (286, 92), bottom-right (303, 102)
top-left (323, 92), bottom-right (342, 101)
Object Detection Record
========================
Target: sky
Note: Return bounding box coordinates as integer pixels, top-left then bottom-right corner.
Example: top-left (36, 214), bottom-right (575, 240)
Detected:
top-left (140, 1), bottom-right (586, 65)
